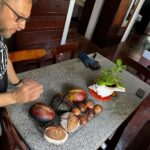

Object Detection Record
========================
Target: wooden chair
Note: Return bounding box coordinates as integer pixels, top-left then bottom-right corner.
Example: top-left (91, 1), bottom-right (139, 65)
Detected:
top-left (9, 49), bottom-right (46, 73)
top-left (122, 56), bottom-right (150, 82)
top-left (51, 42), bottom-right (79, 63)
top-left (0, 107), bottom-right (31, 150)
top-left (102, 94), bottom-right (150, 150)
top-left (9, 49), bottom-right (46, 63)
top-left (115, 94), bottom-right (150, 150)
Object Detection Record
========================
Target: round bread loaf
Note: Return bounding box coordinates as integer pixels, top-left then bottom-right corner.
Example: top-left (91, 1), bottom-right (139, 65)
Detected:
top-left (44, 126), bottom-right (68, 145)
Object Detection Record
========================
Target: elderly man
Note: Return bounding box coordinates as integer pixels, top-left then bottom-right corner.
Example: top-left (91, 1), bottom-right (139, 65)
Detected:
top-left (0, 0), bottom-right (43, 107)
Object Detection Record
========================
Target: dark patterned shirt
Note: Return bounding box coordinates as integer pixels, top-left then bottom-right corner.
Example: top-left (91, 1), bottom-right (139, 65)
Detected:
top-left (0, 36), bottom-right (8, 92)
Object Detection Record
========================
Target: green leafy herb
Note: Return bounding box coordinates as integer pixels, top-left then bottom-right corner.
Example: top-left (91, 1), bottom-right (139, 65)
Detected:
top-left (97, 58), bottom-right (126, 87)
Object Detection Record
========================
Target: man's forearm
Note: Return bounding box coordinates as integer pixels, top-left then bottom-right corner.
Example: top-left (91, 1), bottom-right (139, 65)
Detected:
top-left (7, 58), bottom-right (20, 85)
top-left (0, 91), bottom-right (16, 107)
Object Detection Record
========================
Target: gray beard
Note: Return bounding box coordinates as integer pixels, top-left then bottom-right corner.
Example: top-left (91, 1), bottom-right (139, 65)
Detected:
top-left (0, 27), bottom-right (5, 35)
top-left (0, 29), bottom-right (10, 39)
top-left (0, 28), bottom-right (5, 33)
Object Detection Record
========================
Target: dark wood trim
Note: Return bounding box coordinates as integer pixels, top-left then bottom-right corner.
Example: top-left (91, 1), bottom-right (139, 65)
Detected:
top-left (137, 0), bottom-right (150, 33)
top-left (92, 0), bottom-right (122, 45)
top-left (127, 121), bottom-right (150, 150)
top-left (78, 0), bottom-right (96, 35)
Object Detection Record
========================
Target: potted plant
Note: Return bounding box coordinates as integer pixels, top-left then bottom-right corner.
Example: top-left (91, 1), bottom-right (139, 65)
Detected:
top-left (89, 59), bottom-right (126, 101)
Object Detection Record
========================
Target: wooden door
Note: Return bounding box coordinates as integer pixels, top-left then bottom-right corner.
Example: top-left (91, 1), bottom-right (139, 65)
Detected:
top-left (91, 0), bottom-right (138, 47)
top-left (78, 0), bottom-right (96, 35)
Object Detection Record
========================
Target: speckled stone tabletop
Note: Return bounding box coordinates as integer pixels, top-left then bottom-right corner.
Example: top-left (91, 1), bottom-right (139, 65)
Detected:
top-left (6, 53), bottom-right (150, 150)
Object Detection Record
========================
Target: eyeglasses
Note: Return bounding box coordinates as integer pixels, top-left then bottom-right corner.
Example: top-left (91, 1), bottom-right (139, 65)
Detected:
top-left (4, 2), bottom-right (30, 23)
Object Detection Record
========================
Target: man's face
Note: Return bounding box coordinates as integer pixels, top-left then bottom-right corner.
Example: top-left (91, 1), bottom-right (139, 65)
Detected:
top-left (0, 0), bottom-right (32, 39)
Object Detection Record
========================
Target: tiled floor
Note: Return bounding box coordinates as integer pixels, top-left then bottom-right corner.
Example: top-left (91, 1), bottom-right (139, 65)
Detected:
top-left (70, 31), bottom-right (150, 62)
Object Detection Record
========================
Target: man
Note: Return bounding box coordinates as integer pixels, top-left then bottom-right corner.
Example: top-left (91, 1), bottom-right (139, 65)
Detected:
top-left (0, 0), bottom-right (43, 107)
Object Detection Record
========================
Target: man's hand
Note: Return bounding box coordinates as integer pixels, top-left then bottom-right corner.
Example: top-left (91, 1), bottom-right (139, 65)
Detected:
top-left (12, 78), bottom-right (43, 103)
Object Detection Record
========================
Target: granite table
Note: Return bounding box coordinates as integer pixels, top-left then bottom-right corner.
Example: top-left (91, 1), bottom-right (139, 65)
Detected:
top-left (6, 53), bottom-right (150, 150)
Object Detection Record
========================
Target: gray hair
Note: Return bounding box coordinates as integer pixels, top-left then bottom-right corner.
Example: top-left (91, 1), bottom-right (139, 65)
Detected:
top-left (0, 0), bottom-right (33, 9)
top-left (2, 0), bottom-right (33, 3)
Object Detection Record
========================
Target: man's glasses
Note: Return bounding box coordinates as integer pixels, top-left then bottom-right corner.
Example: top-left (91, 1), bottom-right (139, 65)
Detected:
top-left (4, 2), bottom-right (30, 23)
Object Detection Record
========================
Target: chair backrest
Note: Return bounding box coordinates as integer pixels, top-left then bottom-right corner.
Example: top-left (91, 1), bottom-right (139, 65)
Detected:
top-left (9, 49), bottom-right (46, 73)
top-left (51, 42), bottom-right (79, 63)
top-left (9, 49), bottom-right (46, 63)
top-left (122, 56), bottom-right (150, 82)
top-left (115, 94), bottom-right (150, 150)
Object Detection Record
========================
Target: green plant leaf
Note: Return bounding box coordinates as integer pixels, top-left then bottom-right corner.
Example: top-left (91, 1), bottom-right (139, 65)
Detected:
top-left (122, 65), bottom-right (127, 70)
top-left (97, 80), bottom-right (105, 86)
top-left (117, 82), bottom-right (124, 88)
top-left (105, 75), bottom-right (116, 86)
top-left (112, 67), bottom-right (118, 74)
top-left (116, 59), bottom-right (122, 67)
top-left (97, 59), bottom-right (125, 87)
top-left (105, 81), bottom-right (115, 86)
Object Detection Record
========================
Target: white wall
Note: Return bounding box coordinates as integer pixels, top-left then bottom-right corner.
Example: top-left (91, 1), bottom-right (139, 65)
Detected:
top-left (61, 0), bottom-right (75, 44)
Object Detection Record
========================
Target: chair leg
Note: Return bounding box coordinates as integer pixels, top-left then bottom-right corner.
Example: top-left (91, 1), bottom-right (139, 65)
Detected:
top-left (37, 59), bottom-right (41, 68)
top-left (144, 77), bottom-right (148, 82)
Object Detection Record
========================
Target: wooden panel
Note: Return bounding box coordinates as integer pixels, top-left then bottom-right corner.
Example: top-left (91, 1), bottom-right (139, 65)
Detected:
top-left (108, 0), bottom-right (139, 38)
top-left (15, 41), bottom-right (60, 52)
top-left (31, 0), bottom-right (70, 16)
top-left (115, 94), bottom-right (150, 150)
top-left (16, 29), bottom-right (63, 47)
top-left (78, 0), bottom-right (96, 35)
top-left (51, 42), bottom-right (79, 63)
top-left (92, 0), bottom-right (121, 47)
top-left (48, 0), bottom-right (70, 15)
top-left (92, 0), bottom-right (134, 47)
top-left (127, 121), bottom-right (150, 150)
top-left (112, 0), bottom-right (132, 26)
top-left (9, 49), bottom-right (46, 62)
top-left (31, 0), bottom-right (48, 15)
top-left (8, 0), bottom-right (70, 63)
top-left (136, 0), bottom-right (150, 33)
top-left (25, 16), bottom-right (66, 30)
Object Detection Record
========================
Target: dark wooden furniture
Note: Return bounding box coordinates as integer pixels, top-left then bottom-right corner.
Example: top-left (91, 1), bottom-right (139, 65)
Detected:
top-left (0, 107), bottom-right (30, 150)
top-left (7, 0), bottom-right (71, 71)
top-left (9, 49), bottom-right (46, 63)
top-left (78, 0), bottom-right (96, 35)
top-left (115, 94), bottom-right (150, 150)
top-left (91, 0), bottom-right (139, 47)
top-left (51, 42), bottom-right (79, 63)
top-left (103, 94), bottom-right (150, 150)
top-left (122, 56), bottom-right (150, 82)
top-left (136, 0), bottom-right (150, 33)
top-left (8, 0), bottom-right (70, 52)
top-left (9, 49), bottom-right (46, 73)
